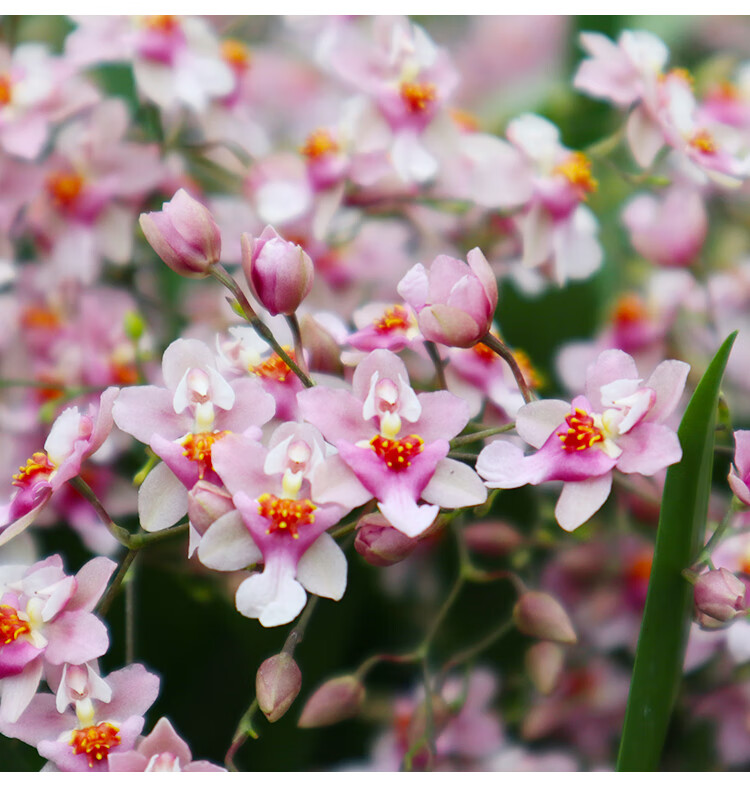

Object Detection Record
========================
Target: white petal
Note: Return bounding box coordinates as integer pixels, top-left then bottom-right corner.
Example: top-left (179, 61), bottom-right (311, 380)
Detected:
top-left (44, 408), bottom-right (83, 466)
top-left (296, 533), bottom-right (347, 601)
top-left (0, 658), bottom-right (43, 723)
top-left (235, 560), bottom-right (307, 628)
top-left (421, 459), bottom-right (487, 508)
top-left (516, 400), bottom-right (571, 448)
top-left (554, 475), bottom-right (612, 532)
top-left (138, 463), bottom-right (188, 532)
top-left (197, 511), bottom-right (262, 571)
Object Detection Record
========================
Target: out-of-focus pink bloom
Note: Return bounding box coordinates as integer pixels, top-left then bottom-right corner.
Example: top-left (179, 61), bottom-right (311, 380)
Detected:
top-left (574, 30), bottom-right (668, 108)
top-left (477, 349), bottom-right (688, 531)
top-left (729, 430), bottom-right (750, 506)
top-left (108, 717), bottom-right (225, 772)
top-left (0, 43), bottom-right (97, 160)
top-left (521, 657), bottom-right (630, 763)
top-left (23, 99), bottom-right (164, 284)
top-left (0, 555), bottom-right (115, 722)
top-left (323, 16), bottom-right (459, 185)
top-left (368, 668), bottom-right (503, 771)
top-left (694, 568), bottom-right (747, 628)
top-left (198, 424), bottom-right (348, 627)
top-left (505, 114), bottom-right (602, 285)
top-left (113, 338), bottom-right (275, 536)
top-left (0, 663), bottom-right (159, 772)
top-left (140, 189), bottom-right (221, 279)
top-left (241, 226), bottom-right (314, 316)
top-left (67, 16), bottom-right (235, 114)
top-left (622, 185), bottom-right (707, 267)
top-left (397, 247), bottom-right (497, 348)
top-left (298, 350), bottom-right (487, 537)
top-left (0, 387), bottom-right (119, 546)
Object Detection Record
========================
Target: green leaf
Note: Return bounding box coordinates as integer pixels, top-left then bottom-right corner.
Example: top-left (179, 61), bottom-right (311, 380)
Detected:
top-left (617, 331), bottom-right (737, 771)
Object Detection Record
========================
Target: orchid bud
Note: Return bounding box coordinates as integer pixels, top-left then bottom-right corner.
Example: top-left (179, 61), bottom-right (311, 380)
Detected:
top-left (463, 520), bottom-right (523, 556)
top-left (397, 247), bottom-right (497, 348)
top-left (525, 642), bottom-right (564, 695)
top-left (513, 591), bottom-right (577, 644)
top-left (187, 481), bottom-right (234, 536)
top-left (298, 675), bottom-right (365, 728)
top-left (694, 568), bottom-right (747, 629)
top-left (241, 226), bottom-right (314, 316)
top-left (139, 189), bottom-right (221, 278)
top-left (256, 653), bottom-right (302, 723)
top-left (355, 513), bottom-right (418, 567)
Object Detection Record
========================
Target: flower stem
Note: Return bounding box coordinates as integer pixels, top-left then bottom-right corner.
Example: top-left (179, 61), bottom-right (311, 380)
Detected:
top-left (479, 333), bottom-right (533, 403)
top-left (210, 264), bottom-right (314, 388)
top-left (285, 313), bottom-right (310, 377)
top-left (97, 549), bottom-right (138, 617)
top-left (450, 423), bottom-right (515, 448)
top-left (424, 341), bottom-right (447, 390)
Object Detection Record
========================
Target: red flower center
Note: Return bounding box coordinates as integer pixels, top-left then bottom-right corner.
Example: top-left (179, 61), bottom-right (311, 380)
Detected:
top-left (46, 171), bottom-right (85, 210)
top-left (0, 74), bottom-right (11, 106)
top-left (0, 605), bottom-right (30, 646)
top-left (70, 722), bottom-right (121, 768)
top-left (181, 431), bottom-right (230, 479)
top-left (370, 434), bottom-right (424, 472)
top-left (400, 81), bottom-right (437, 114)
top-left (558, 409), bottom-right (604, 453)
top-left (257, 493), bottom-right (317, 539)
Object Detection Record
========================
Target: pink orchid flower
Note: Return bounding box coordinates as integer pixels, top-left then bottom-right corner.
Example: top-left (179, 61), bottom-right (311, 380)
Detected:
top-left (0, 555), bottom-right (115, 723)
top-left (0, 387), bottom-right (119, 547)
top-left (197, 425), bottom-right (348, 627)
top-left (477, 349), bottom-right (689, 531)
top-left (346, 302), bottom-right (421, 354)
top-left (107, 717), bottom-right (225, 772)
top-left (113, 338), bottom-right (275, 535)
top-left (622, 184), bottom-right (707, 267)
top-left (505, 114), bottom-right (603, 285)
top-left (298, 349), bottom-right (487, 537)
top-left (0, 663), bottom-right (159, 772)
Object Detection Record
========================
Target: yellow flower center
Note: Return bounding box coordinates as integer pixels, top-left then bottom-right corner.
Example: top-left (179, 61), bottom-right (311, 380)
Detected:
top-left (222, 38), bottom-right (251, 71)
top-left (373, 305), bottom-right (412, 334)
top-left (554, 152), bottom-right (598, 196)
top-left (689, 130), bottom-right (716, 154)
top-left (12, 451), bottom-right (55, 489)
top-left (249, 347), bottom-right (296, 383)
top-left (301, 129), bottom-right (339, 160)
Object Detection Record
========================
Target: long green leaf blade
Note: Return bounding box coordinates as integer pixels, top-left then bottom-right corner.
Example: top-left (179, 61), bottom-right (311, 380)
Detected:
top-left (617, 331), bottom-right (737, 771)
